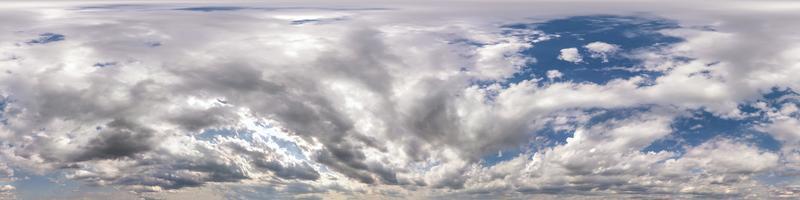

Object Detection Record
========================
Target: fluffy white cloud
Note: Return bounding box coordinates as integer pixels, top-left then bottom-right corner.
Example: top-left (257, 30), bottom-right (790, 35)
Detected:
top-left (546, 69), bottom-right (563, 80)
top-left (584, 41), bottom-right (620, 62)
top-left (558, 47), bottom-right (583, 63)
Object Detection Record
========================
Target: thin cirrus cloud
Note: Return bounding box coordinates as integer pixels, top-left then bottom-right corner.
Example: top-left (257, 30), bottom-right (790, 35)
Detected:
top-left (0, 1), bottom-right (800, 199)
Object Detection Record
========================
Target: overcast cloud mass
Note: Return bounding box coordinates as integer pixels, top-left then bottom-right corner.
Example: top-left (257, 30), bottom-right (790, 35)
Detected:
top-left (1, 0), bottom-right (800, 199)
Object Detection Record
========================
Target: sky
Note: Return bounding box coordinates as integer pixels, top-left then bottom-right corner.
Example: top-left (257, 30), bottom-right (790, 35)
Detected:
top-left (1, 0), bottom-right (800, 199)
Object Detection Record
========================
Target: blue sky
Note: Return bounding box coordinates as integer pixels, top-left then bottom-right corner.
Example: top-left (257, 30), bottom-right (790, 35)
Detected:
top-left (504, 15), bottom-right (683, 85)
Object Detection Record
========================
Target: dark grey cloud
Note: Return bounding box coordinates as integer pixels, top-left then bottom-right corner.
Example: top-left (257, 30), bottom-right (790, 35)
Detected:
top-left (75, 118), bottom-right (156, 161)
top-left (168, 107), bottom-right (240, 132)
top-left (316, 143), bottom-right (375, 184)
top-left (259, 161), bottom-right (321, 181)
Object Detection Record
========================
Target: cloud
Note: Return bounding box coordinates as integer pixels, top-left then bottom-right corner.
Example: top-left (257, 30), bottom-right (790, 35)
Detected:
top-left (0, 1), bottom-right (800, 199)
top-left (73, 118), bottom-right (157, 161)
top-left (450, 113), bottom-right (779, 197)
top-left (0, 185), bottom-right (14, 199)
top-left (557, 47), bottom-right (583, 63)
top-left (546, 69), bottom-right (563, 80)
top-left (584, 41), bottom-right (620, 62)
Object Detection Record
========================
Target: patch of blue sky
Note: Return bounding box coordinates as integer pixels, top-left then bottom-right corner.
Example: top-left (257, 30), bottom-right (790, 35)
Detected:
top-left (0, 96), bottom-right (9, 125)
top-left (644, 88), bottom-right (799, 154)
top-left (196, 128), bottom-right (255, 141)
top-left (269, 136), bottom-right (307, 160)
top-left (758, 87), bottom-right (800, 112)
top-left (92, 62), bottom-right (117, 68)
top-left (502, 15), bottom-right (685, 85)
top-left (223, 184), bottom-right (294, 200)
top-left (12, 171), bottom-right (116, 200)
top-left (0, 96), bottom-right (6, 115)
top-left (290, 19), bottom-right (322, 25)
top-left (26, 33), bottom-right (65, 45)
top-left (290, 17), bottom-right (347, 25)
top-left (13, 173), bottom-right (66, 199)
top-left (736, 88), bottom-right (800, 123)
top-left (480, 145), bottom-right (527, 167)
top-left (643, 110), bottom-right (781, 154)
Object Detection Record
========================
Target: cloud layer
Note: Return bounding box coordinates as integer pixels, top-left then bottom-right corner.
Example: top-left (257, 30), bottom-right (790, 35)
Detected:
top-left (1, 1), bottom-right (800, 199)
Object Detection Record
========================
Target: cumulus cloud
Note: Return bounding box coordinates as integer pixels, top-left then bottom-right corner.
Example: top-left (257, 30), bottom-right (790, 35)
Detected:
top-left (0, 1), bottom-right (799, 199)
top-left (584, 41), bottom-right (620, 62)
top-left (546, 69), bottom-right (563, 80)
top-left (0, 184), bottom-right (14, 199)
top-left (557, 47), bottom-right (583, 63)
